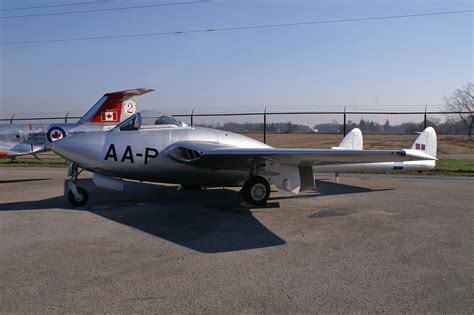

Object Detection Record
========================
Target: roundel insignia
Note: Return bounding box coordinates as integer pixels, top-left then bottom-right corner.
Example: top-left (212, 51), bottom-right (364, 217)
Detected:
top-left (46, 127), bottom-right (66, 143)
top-left (123, 99), bottom-right (137, 117)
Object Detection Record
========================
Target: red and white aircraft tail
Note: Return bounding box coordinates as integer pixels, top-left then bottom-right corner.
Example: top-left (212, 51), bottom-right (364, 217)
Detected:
top-left (78, 88), bottom-right (154, 124)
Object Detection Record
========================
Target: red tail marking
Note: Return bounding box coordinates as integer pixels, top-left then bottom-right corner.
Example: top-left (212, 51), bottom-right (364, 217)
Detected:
top-left (0, 152), bottom-right (8, 157)
top-left (90, 92), bottom-right (123, 123)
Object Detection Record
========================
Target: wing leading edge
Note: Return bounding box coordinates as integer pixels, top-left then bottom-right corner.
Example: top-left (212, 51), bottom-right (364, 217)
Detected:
top-left (167, 141), bottom-right (436, 169)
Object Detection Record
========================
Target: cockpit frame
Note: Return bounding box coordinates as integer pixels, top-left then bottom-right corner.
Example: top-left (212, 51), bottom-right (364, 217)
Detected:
top-left (113, 111), bottom-right (188, 132)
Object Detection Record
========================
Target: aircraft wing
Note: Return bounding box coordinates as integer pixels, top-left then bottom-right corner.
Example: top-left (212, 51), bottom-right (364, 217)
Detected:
top-left (0, 143), bottom-right (44, 158)
top-left (166, 141), bottom-right (436, 169)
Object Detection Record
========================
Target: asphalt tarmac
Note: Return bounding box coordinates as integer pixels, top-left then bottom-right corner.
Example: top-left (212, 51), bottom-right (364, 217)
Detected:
top-left (0, 168), bottom-right (473, 313)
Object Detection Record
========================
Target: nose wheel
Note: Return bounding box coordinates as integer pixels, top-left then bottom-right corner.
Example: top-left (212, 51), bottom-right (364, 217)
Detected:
top-left (68, 186), bottom-right (89, 207)
top-left (241, 176), bottom-right (270, 206)
top-left (66, 163), bottom-right (89, 207)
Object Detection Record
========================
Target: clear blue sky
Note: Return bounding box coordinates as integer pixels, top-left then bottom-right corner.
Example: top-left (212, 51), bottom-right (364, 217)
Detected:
top-left (0, 0), bottom-right (472, 117)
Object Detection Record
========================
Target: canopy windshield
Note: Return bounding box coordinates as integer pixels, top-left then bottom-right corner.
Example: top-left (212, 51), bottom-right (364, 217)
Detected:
top-left (115, 111), bottom-right (187, 131)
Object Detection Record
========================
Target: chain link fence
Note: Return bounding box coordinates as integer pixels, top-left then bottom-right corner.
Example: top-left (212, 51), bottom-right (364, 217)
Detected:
top-left (1, 108), bottom-right (472, 143)
top-left (1, 107), bottom-right (472, 154)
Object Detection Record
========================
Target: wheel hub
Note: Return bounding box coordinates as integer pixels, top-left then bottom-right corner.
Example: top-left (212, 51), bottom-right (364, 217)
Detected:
top-left (251, 183), bottom-right (267, 201)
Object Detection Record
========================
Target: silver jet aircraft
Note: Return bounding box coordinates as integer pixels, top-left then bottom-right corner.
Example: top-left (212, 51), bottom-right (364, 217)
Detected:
top-left (52, 110), bottom-right (437, 207)
top-left (0, 88), bottom-right (153, 159)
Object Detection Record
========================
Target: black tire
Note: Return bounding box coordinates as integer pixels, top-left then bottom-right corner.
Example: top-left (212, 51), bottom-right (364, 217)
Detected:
top-left (241, 176), bottom-right (270, 206)
top-left (67, 187), bottom-right (89, 207)
top-left (180, 185), bottom-right (202, 190)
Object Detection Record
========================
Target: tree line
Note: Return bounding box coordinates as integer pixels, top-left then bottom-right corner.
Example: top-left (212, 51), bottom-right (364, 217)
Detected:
top-left (197, 82), bottom-right (472, 137)
top-left (197, 117), bottom-right (468, 134)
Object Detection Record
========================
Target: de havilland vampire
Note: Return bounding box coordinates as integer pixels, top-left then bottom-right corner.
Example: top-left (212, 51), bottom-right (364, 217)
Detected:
top-left (0, 88), bottom-right (152, 159)
top-left (52, 104), bottom-right (438, 207)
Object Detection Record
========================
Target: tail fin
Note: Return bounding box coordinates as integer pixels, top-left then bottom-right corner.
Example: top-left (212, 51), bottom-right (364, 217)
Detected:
top-left (78, 88), bottom-right (154, 124)
top-left (410, 127), bottom-right (437, 158)
top-left (331, 128), bottom-right (363, 150)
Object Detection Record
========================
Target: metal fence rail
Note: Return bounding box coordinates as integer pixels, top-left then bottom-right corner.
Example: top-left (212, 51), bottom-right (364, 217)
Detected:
top-left (1, 108), bottom-right (472, 142)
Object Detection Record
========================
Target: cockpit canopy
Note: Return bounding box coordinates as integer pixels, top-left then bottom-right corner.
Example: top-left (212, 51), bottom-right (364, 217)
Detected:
top-left (115, 111), bottom-right (187, 131)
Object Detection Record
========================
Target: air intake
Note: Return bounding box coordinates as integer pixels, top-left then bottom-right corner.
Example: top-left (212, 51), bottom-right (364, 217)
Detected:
top-left (167, 146), bottom-right (203, 163)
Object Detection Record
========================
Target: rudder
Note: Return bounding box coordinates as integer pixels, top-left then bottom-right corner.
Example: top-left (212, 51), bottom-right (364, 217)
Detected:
top-left (410, 127), bottom-right (437, 158)
top-left (78, 88), bottom-right (154, 124)
top-left (332, 128), bottom-right (363, 150)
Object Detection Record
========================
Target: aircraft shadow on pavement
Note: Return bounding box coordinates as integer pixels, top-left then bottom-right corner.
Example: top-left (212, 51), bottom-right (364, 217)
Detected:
top-left (315, 179), bottom-right (393, 196)
top-left (269, 179), bottom-right (393, 201)
top-left (0, 179), bottom-right (285, 254)
top-left (0, 178), bottom-right (391, 253)
top-left (0, 178), bottom-right (52, 184)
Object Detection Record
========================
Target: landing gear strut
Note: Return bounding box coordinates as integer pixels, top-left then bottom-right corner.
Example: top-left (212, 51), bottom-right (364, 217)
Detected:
top-left (241, 176), bottom-right (270, 206)
top-left (67, 163), bottom-right (89, 207)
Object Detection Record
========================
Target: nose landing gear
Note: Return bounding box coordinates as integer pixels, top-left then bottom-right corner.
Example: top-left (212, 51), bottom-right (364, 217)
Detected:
top-left (67, 163), bottom-right (89, 207)
top-left (241, 176), bottom-right (270, 206)
top-left (67, 186), bottom-right (89, 207)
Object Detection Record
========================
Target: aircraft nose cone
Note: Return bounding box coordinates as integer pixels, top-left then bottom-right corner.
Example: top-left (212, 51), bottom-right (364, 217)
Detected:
top-left (52, 132), bottom-right (106, 166)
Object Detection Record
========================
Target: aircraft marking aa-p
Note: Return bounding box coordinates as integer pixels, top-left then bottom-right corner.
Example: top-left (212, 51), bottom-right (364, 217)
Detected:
top-left (104, 143), bottom-right (159, 164)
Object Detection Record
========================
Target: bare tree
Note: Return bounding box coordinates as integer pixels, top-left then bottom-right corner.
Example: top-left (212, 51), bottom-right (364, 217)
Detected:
top-left (445, 82), bottom-right (473, 139)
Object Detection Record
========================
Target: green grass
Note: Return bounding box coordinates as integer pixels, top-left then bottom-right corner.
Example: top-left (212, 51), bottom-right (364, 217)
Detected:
top-left (354, 159), bottom-right (474, 176)
top-left (1, 156), bottom-right (473, 176)
top-left (432, 159), bottom-right (474, 175)
top-left (0, 157), bottom-right (68, 167)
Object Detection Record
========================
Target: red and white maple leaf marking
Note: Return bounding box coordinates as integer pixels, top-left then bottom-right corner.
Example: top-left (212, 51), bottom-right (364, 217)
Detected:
top-left (51, 131), bottom-right (63, 139)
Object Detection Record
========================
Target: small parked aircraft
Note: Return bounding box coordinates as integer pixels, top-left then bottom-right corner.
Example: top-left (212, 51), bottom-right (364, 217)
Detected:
top-left (52, 109), bottom-right (437, 207)
top-left (0, 88), bottom-right (153, 159)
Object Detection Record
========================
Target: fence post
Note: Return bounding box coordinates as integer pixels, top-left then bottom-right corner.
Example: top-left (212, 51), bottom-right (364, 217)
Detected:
top-left (190, 108), bottom-right (194, 126)
top-left (10, 113), bottom-right (15, 124)
top-left (263, 107), bottom-right (267, 144)
top-left (65, 111), bottom-right (70, 124)
top-left (343, 106), bottom-right (347, 136)
top-left (423, 106), bottom-right (427, 129)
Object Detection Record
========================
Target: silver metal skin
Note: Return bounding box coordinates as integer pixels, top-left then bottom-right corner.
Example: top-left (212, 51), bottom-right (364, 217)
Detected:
top-left (0, 123), bottom-right (109, 158)
top-left (52, 111), bottom-right (437, 202)
top-left (53, 117), bottom-right (270, 187)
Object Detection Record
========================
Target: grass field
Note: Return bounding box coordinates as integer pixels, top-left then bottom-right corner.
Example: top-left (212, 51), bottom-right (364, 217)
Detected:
top-left (246, 133), bottom-right (474, 154)
top-left (429, 159), bottom-right (474, 175)
top-left (0, 157), bottom-right (68, 168)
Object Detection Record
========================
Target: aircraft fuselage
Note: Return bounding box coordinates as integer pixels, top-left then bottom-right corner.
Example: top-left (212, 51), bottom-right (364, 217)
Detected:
top-left (0, 123), bottom-right (113, 157)
top-left (54, 126), bottom-right (271, 186)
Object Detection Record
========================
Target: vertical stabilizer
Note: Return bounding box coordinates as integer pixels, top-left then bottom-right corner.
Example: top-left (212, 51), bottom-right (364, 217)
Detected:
top-left (410, 127), bottom-right (437, 158)
top-left (78, 88), bottom-right (154, 124)
top-left (332, 128), bottom-right (363, 150)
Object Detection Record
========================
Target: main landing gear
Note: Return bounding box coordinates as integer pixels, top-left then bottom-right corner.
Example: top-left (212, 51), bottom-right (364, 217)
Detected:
top-left (241, 176), bottom-right (270, 206)
top-left (67, 163), bottom-right (89, 207)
